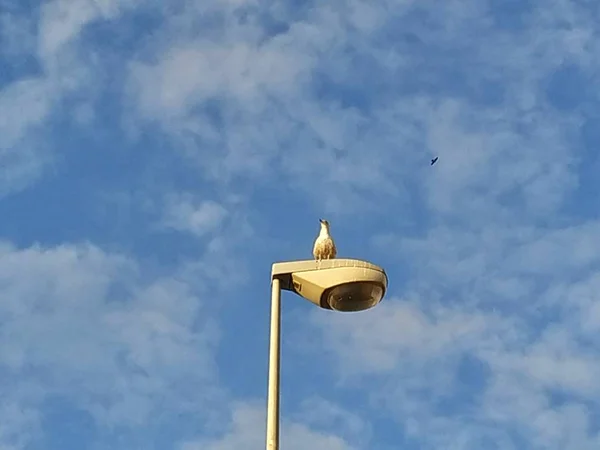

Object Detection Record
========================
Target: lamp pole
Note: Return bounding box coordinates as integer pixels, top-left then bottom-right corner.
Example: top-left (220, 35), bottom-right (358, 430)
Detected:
top-left (266, 278), bottom-right (281, 450)
top-left (264, 259), bottom-right (387, 450)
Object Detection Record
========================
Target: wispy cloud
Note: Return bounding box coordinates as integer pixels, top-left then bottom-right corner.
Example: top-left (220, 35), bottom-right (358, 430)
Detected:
top-left (2, 0), bottom-right (600, 448)
top-left (161, 194), bottom-right (228, 237)
top-left (0, 242), bottom-right (225, 446)
top-left (181, 402), bottom-right (359, 450)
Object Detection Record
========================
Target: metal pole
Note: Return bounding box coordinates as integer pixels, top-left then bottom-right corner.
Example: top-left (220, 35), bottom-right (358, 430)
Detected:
top-left (266, 278), bottom-right (281, 450)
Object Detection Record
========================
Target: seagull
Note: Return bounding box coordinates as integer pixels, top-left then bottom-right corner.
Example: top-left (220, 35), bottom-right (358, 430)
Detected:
top-left (431, 157), bottom-right (439, 165)
top-left (313, 219), bottom-right (337, 261)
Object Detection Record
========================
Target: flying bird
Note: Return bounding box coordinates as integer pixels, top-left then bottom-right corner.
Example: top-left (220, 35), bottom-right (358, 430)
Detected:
top-left (313, 219), bottom-right (337, 261)
top-left (431, 157), bottom-right (439, 165)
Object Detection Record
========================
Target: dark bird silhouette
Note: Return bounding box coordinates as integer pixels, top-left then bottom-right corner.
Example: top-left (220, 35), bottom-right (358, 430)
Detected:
top-left (431, 157), bottom-right (438, 165)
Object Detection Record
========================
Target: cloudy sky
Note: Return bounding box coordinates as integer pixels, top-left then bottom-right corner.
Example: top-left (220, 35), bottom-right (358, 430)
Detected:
top-left (2, 0), bottom-right (600, 449)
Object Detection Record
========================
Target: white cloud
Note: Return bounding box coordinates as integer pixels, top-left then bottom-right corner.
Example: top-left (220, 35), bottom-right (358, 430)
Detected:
top-left (0, 242), bottom-right (225, 446)
top-left (37, 0), bottom-right (148, 65)
top-left (37, 0), bottom-right (99, 65)
top-left (311, 218), bottom-right (600, 449)
top-left (310, 299), bottom-right (497, 375)
top-left (131, 41), bottom-right (313, 121)
top-left (0, 0), bottom-right (174, 200)
top-left (121, 0), bottom-right (592, 220)
top-left (0, 6), bottom-right (36, 58)
top-left (481, 376), bottom-right (600, 449)
top-left (295, 396), bottom-right (372, 447)
top-left (162, 194), bottom-right (228, 237)
top-left (0, 402), bottom-right (40, 450)
top-left (0, 78), bottom-right (54, 196)
top-left (180, 402), bottom-right (359, 450)
top-left (117, 4), bottom-right (600, 446)
top-left (0, 0), bottom-right (144, 198)
top-left (2, 0), bottom-right (600, 448)
top-left (506, 221), bottom-right (600, 276)
top-left (307, 294), bottom-right (600, 448)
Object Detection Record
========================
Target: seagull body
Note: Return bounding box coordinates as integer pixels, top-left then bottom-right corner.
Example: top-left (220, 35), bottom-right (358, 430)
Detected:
top-left (313, 219), bottom-right (337, 261)
top-left (431, 157), bottom-right (439, 165)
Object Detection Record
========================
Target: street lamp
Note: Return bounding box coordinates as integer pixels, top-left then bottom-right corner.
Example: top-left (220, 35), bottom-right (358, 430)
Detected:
top-left (266, 258), bottom-right (388, 450)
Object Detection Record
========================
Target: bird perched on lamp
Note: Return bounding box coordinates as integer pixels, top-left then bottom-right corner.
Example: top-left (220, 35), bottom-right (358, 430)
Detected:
top-left (313, 219), bottom-right (337, 261)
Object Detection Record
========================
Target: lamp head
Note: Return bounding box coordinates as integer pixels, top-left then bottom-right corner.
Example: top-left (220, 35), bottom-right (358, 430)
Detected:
top-left (272, 259), bottom-right (387, 312)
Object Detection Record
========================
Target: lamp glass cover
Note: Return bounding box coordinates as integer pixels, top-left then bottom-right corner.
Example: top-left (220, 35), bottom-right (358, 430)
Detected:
top-left (326, 282), bottom-right (383, 312)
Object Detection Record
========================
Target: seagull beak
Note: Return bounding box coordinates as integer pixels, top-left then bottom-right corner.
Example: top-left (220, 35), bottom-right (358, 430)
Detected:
top-left (319, 219), bottom-right (325, 224)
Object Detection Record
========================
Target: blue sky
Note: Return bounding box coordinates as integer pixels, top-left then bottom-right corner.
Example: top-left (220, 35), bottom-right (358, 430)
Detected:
top-left (1, 0), bottom-right (600, 449)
